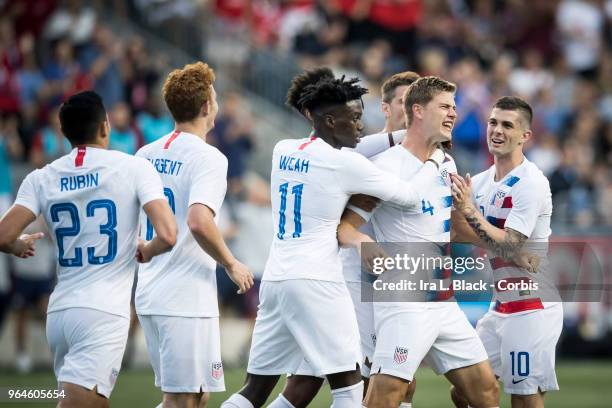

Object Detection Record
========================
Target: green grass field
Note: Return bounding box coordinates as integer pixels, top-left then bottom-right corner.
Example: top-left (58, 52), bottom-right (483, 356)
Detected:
top-left (2, 361), bottom-right (611, 407)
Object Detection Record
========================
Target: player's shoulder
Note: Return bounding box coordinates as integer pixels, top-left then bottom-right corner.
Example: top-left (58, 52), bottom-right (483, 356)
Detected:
top-left (514, 159), bottom-right (550, 192)
top-left (196, 141), bottom-right (228, 164)
top-left (470, 165), bottom-right (493, 188)
top-left (370, 144), bottom-right (404, 167)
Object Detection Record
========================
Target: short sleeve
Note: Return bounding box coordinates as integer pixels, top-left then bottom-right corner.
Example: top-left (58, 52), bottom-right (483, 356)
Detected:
top-left (504, 179), bottom-right (546, 238)
top-left (335, 151), bottom-right (399, 200)
top-left (188, 151), bottom-right (228, 216)
top-left (14, 171), bottom-right (41, 216)
top-left (133, 157), bottom-right (165, 206)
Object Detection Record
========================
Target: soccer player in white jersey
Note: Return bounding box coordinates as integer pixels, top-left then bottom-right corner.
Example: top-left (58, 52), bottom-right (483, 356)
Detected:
top-left (0, 91), bottom-right (177, 407)
top-left (282, 68), bottom-right (426, 407)
top-left (338, 77), bottom-right (500, 408)
top-left (265, 69), bottom-right (422, 408)
top-left (450, 96), bottom-right (562, 408)
top-left (135, 62), bottom-right (254, 408)
top-left (222, 75), bottom-right (447, 408)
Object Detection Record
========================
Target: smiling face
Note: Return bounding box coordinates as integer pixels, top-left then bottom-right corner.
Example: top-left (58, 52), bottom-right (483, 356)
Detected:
top-left (486, 108), bottom-right (531, 157)
top-left (417, 91), bottom-right (457, 145)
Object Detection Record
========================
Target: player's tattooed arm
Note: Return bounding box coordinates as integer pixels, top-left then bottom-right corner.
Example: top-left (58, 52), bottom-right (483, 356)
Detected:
top-left (460, 204), bottom-right (528, 259)
top-left (451, 209), bottom-right (484, 245)
top-left (450, 173), bottom-right (538, 272)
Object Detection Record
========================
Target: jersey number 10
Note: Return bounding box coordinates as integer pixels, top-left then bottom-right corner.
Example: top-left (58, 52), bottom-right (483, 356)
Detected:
top-left (277, 182), bottom-right (303, 239)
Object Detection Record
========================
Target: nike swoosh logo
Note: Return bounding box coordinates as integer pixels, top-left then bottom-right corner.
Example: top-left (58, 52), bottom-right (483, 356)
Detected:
top-left (512, 378), bottom-right (527, 384)
top-left (475, 194), bottom-right (484, 199)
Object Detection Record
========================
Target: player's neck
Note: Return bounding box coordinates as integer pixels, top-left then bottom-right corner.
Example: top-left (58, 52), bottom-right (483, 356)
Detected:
top-left (175, 120), bottom-right (212, 141)
top-left (493, 151), bottom-right (525, 181)
top-left (400, 129), bottom-right (431, 162)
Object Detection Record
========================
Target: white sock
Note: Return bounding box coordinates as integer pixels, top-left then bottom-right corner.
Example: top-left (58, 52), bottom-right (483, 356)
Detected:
top-left (267, 393), bottom-right (296, 408)
top-left (221, 393), bottom-right (255, 408)
top-left (399, 403), bottom-right (412, 408)
top-left (331, 381), bottom-right (364, 408)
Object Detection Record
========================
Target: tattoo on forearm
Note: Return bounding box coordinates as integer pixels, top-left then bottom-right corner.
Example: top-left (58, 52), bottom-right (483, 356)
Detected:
top-left (463, 207), bottom-right (527, 259)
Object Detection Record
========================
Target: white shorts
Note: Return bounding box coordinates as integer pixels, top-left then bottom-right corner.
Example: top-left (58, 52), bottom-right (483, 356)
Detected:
top-left (372, 302), bottom-right (488, 382)
top-left (138, 315), bottom-right (225, 393)
top-left (347, 281), bottom-right (376, 378)
top-left (248, 280), bottom-right (361, 377)
top-left (46, 308), bottom-right (129, 398)
top-left (476, 304), bottom-right (563, 395)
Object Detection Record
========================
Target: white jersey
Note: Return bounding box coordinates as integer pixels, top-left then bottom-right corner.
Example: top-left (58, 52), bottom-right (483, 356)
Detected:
top-left (471, 158), bottom-right (558, 315)
top-left (14, 147), bottom-right (164, 318)
top-left (135, 131), bottom-right (228, 318)
top-left (263, 137), bottom-right (438, 283)
top-left (340, 131), bottom-right (405, 283)
top-left (368, 146), bottom-right (455, 244)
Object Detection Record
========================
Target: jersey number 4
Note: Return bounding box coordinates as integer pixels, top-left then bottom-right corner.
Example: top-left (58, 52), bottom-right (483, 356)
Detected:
top-left (277, 182), bottom-right (303, 239)
top-left (50, 199), bottom-right (117, 267)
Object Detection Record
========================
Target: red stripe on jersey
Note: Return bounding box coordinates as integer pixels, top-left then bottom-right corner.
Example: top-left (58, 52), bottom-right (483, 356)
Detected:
top-left (494, 277), bottom-right (533, 292)
top-left (298, 136), bottom-right (316, 150)
top-left (75, 146), bottom-right (86, 167)
top-left (163, 130), bottom-right (181, 149)
top-left (502, 196), bottom-right (513, 208)
top-left (494, 298), bottom-right (544, 314)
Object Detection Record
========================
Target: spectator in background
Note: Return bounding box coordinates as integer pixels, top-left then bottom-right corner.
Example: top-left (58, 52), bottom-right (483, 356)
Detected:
top-left (0, 17), bottom-right (22, 115)
top-left (508, 48), bottom-right (554, 99)
top-left (210, 92), bottom-right (255, 200)
top-left (136, 97), bottom-right (174, 145)
top-left (557, 0), bottom-right (605, 78)
top-left (122, 35), bottom-right (164, 114)
top-left (109, 102), bottom-right (141, 154)
top-left (0, 116), bottom-right (22, 337)
top-left (43, 0), bottom-right (97, 46)
top-left (42, 37), bottom-right (90, 107)
top-left (79, 25), bottom-right (125, 107)
top-left (12, 217), bottom-right (55, 374)
top-left (30, 106), bottom-right (71, 168)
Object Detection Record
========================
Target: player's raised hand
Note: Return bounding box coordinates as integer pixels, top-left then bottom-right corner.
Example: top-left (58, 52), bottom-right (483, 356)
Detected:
top-left (226, 260), bottom-right (254, 294)
top-left (450, 173), bottom-right (473, 213)
top-left (511, 251), bottom-right (540, 274)
top-left (14, 232), bottom-right (44, 258)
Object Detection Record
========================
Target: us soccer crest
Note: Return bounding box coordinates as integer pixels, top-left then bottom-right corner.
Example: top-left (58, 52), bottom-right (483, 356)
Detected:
top-left (212, 362), bottom-right (223, 379)
top-left (394, 347), bottom-right (408, 364)
top-left (109, 368), bottom-right (119, 386)
top-left (493, 190), bottom-right (507, 208)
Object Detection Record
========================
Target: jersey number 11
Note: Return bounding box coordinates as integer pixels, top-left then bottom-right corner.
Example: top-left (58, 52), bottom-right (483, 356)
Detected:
top-left (277, 183), bottom-right (303, 239)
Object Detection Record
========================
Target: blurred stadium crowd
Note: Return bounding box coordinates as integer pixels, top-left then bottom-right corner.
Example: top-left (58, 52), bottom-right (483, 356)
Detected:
top-left (0, 0), bottom-right (610, 372)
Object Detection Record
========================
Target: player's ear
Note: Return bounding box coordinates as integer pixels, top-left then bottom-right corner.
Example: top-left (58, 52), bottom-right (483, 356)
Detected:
top-left (101, 119), bottom-right (110, 139)
top-left (324, 113), bottom-right (335, 129)
top-left (200, 100), bottom-right (210, 117)
top-left (412, 104), bottom-right (423, 121)
top-left (519, 129), bottom-right (532, 146)
top-left (381, 101), bottom-right (391, 119)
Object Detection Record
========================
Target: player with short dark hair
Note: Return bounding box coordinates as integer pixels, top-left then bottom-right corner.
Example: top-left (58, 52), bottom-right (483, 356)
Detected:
top-left (451, 96), bottom-right (561, 408)
top-left (0, 90), bottom-right (176, 407)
